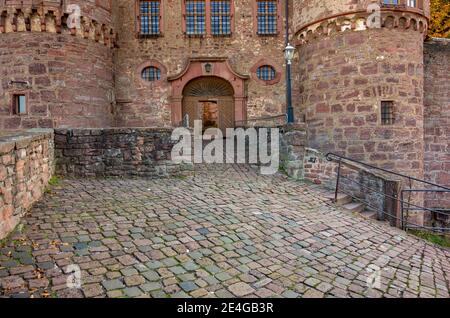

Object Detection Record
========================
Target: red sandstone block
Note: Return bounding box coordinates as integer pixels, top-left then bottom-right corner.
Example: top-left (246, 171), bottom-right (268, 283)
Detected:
top-left (360, 64), bottom-right (378, 75)
top-left (29, 63), bottom-right (47, 75)
top-left (316, 104), bottom-right (329, 113)
top-left (341, 65), bottom-right (358, 76)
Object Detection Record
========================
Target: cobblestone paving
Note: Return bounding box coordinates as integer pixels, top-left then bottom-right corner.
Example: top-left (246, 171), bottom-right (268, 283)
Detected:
top-left (1, 165), bottom-right (449, 298)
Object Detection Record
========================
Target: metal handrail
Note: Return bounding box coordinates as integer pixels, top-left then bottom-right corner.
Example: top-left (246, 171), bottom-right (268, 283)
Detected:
top-left (326, 152), bottom-right (450, 233)
top-left (326, 153), bottom-right (450, 191)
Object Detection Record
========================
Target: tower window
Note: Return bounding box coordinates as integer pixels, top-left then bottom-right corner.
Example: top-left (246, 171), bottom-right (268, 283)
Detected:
top-left (407, 0), bottom-right (417, 7)
top-left (185, 0), bottom-right (206, 35)
top-left (381, 101), bottom-right (395, 125)
top-left (139, 0), bottom-right (161, 36)
top-left (141, 66), bottom-right (161, 82)
top-left (13, 94), bottom-right (27, 115)
top-left (257, 1), bottom-right (278, 35)
top-left (211, 0), bottom-right (231, 36)
top-left (382, 0), bottom-right (399, 5)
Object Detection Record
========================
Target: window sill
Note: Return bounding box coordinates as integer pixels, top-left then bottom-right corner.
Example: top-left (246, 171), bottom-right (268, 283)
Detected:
top-left (185, 34), bottom-right (207, 38)
top-left (256, 33), bottom-right (279, 37)
top-left (138, 33), bottom-right (163, 39)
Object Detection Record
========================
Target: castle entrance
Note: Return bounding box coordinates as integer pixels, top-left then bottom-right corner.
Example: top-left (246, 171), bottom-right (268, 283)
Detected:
top-left (182, 77), bottom-right (235, 135)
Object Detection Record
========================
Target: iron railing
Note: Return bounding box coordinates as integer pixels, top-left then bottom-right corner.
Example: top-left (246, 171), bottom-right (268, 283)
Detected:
top-left (326, 153), bottom-right (450, 233)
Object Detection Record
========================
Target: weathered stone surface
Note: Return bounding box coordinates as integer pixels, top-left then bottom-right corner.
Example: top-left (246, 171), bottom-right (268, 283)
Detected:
top-left (423, 38), bottom-right (450, 221)
top-left (228, 282), bottom-right (255, 297)
top-left (1, 164), bottom-right (448, 299)
top-left (54, 128), bottom-right (186, 178)
top-left (0, 130), bottom-right (54, 239)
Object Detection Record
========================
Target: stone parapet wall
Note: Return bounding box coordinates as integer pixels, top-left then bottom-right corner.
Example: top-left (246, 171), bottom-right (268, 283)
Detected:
top-left (0, 129), bottom-right (54, 239)
top-left (54, 128), bottom-right (192, 178)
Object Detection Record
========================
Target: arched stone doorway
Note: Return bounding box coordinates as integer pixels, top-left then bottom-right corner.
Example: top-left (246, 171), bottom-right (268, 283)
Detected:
top-left (168, 58), bottom-right (249, 129)
top-left (182, 77), bottom-right (234, 133)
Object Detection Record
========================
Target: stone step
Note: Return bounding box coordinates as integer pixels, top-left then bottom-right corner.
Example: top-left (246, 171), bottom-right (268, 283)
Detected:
top-left (323, 191), bottom-right (352, 206)
top-left (360, 210), bottom-right (378, 220)
top-left (342, 202), bottom-right (365, 213)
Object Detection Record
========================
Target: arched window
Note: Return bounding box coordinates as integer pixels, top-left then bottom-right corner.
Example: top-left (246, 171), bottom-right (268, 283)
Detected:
top-left (141, 66), bottom-right (161, 82)
top-left (256, 65), bottom-right (276, 81)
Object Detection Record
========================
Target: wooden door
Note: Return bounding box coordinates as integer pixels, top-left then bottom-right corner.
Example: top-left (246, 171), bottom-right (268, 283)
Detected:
top-left (182, 96), bottom-right (201, 127)
top-left (218, 97), bottom-right (235, 136)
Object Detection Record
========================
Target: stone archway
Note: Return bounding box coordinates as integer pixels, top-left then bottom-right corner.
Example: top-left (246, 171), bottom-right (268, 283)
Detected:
top-left (168, 58), bottom-right (249, 127)
top-left (182, 77), bottom-right (235, 133)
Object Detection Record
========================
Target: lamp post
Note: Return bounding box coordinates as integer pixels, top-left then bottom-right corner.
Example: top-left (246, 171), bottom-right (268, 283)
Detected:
top-left (284, 0), bottom-right (295, 124)
top-left (284, 43), bottom-right (295, 124)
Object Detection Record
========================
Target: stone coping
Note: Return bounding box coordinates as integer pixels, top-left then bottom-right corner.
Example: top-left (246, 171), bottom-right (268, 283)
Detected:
top-left (0, 129), bottom-right (53, 155)
top-left (54, 127), bottom-right (177, 136)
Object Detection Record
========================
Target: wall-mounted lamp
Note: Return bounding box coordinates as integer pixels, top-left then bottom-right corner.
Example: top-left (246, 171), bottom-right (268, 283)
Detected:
top-left (204, 63), bottom-right (212, 73)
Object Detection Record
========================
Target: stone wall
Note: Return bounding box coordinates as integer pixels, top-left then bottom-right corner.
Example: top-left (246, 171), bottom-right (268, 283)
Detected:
top-left (423, 38), bottom-right (450, 209)
top-left (295, 26), bottom-right (426, 181)
top-left (280, 125), bottom-right (406, 226)
top-left (0, 129), bottom-right (54, 239)
top-left (0, 1), bottom-right (115, 130)
top-left (54, 128), bottom-right (191, 178)
top-left (0, 32), bottom-right (114, 129)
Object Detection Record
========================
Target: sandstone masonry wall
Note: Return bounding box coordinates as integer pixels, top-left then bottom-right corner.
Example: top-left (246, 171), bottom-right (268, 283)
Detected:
top-left (112, 0), bottom-right (289, 127)
top-left (0, 129), bottom-right (54, 239)
top-left (296, 27), bottom-right (425, 180)
top-left (0, 1), bottom-right (115, 130)
top-left (54, 128), bottom-right (191, 177)
top-left (0, 33), bottom-right (114, 129)
top-left (423, 38), bottom-right (450, 209)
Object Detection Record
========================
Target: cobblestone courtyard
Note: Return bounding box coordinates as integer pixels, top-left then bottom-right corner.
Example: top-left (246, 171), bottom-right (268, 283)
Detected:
top-left (0, 165), bottom-right (449, 298)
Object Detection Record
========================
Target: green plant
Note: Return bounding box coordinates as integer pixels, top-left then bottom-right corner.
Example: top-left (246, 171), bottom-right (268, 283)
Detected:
top-left (409, 230), bottom-right (450, 248)
top-left (48, 175), bottom-right (61, 186)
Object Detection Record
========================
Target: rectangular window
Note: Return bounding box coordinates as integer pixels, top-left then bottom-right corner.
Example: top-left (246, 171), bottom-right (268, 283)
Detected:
top-left (407, 0), bottom-right (417, 7)
top-left (13, 94), bottom-right (27, 115)
top-left (257, 1), bottom-right (278, 35)
top-left (382, 0), bottom-right (399, 5)
top-left (211, 0), bottom-right (231, 36)
top-left (186, 0), bottom-right (206, 35)
top-left (140, 0), bottom-right (160, 35)
top-left (381, 101), bottom-right (395, 125)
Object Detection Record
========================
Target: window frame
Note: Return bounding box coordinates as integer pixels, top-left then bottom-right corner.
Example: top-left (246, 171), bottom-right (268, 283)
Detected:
top-left (137, 60), bottom-right (167, 86)
top-left (380, 0), bottom-right (424, 10)
top-left (184, 0), bottom-right (207, 36)
top-left (250, 59), bottom-right (282, 85)
top-left (11, 93), bottom-right (28, 116)
top-left (380, 101), bottom-right (395, 125)
top-left (182, 0), bottom-right (235, 37)
top-left (210, 0), bottom-right (233, 37)
top-left (253, 0), bottom-right (282, 36)
top-left (256, 65), bottom-right (277, 82)
top-left (136, 0), bottom-right (164, 38)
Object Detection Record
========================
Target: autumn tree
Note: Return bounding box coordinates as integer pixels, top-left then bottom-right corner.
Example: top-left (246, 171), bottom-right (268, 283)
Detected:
top-left (429, 0), bottom-right (450, 38)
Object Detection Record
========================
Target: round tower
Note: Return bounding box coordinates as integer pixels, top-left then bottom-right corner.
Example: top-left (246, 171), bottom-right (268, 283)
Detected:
top-left (0, 0), bottom-right (115, 129)
top-left (293, 0), bottom-right (429, 180)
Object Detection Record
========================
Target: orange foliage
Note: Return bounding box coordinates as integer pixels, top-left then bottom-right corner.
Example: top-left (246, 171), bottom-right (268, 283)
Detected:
top-left (429, 0), bottom-right (450, 38)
